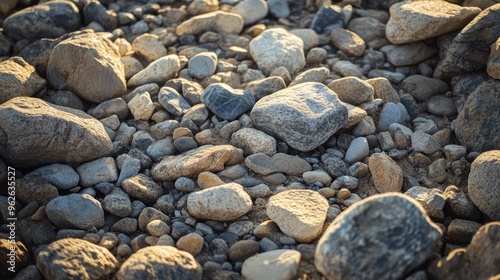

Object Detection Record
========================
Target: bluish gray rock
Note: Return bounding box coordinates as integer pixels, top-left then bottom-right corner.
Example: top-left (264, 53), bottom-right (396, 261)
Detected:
top-left (158, 87), bottom-right (191, 117)
top-left (188, 52), bottom-right (218, 79)
top-left (344, 137), bottom-right (369, 164)
top-left (378, 102), bottom-right (410, 131)
top-left (201, 83), bottom-right (255, 121)
top-left (250, 82), bottom-right (348, 152)
top-left (26, 164), bottom-right (79, 191)
top-left (46, 194), bottom-right (105, 230)
top-left (83, 0), bottom-right (117, 31)
top-left (268, 0), bottom-right (290, 18)
top-left (116, 156), bottom-right (141, 187)
top-left (310, 6), bottom-right (344, 34)
top-left (76, 157), bottom-right (118, 187)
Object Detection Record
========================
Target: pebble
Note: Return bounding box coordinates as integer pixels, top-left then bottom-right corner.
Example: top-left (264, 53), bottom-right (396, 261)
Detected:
top-left (381, 42), bottom-right (437, 67)
top-left (321, 153), bottom-right (349, 177)
top-left (242, 250), bottom-right (301, 280)
top-left (468, 150), bottom-right (500, 221)
top-left (302, 170), bottom-right (332, 186)
top-left (447, 219), bottom-right (482, 243)
top-left (102, 189), bottom-right (132, 218)
top-left (122, 174), bottom-right (164, 204)
top-left (228, 240), bottom-right (260, 262)
top-left (310, 5), bottom-right (344, 34)
top-left (289, 67), bottom-right (330, 86)
top-left (230, 127), bottom-right (276, 156)
top-left (306, 47), bottom-right (328, 64)
top-left (245, 76), bottom-right (286, 100)
top-left (176, 233), bottom-right (204, 256)
top-left (76, 157), bottom-right (118, 187)
top-left (344, 137), bottom-right (369, 164)
top-left (138, 207), bottom-right (170, 232)
top-left (127, 55), bottom-right (181, 87)
top-left (405, 186), bottom-right (446, 221)
top-left (290, 29), bottom-right (319, 51)
top-left (332, 60), bottom-right (364, 78)
top-left (201, 83), bottom-right (255, 121)
top-left (443, 145), bottom-right (467, 162)
top-left (411, 130), bottom-right (441, 154)
top-left (268, 0), bottom-right (290, 18)
top-left (26, 164), bottom-right (79, 191)
top-left (46, 194), bottom-right (105, 230)
top-left (378, 102), bottom-right (410, 131)
top-left (368, 153), bottom-right (403, 193)
top-left (132, 33), bottom-right (167, 62)
top-left (228, 220), bottom-right (254, 237)
top-left (245, 153), bottom-right (311, 176)
top-left (330, 28), bottom-right (366, 57)
top-left (427, 95), bottom-right (457, 116)
top-left (347, 17), bottom-right (386, 48)
top-left (189, 52), bottom-right (218, 79)
top-left (176, 11), bottom-right (244, 36)
top-left (231, 0), bottom-right (268, 25)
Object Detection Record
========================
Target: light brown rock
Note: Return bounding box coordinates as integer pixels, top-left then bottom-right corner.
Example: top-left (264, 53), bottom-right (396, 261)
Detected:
top-left (176, 11), bottom-right (244, 36)
top-left (468, 150), bottom-right (500, 221)
top-left (368, 153), bottom-right (403, 193)
top-left (176, 233), bottom-right (204, 256)
top-left (242, 249), bottom-right (301, 280)
top-left (327, 76), bottom-right (374, 105)
top-left (330, 28), bottom-right (366, 57)
top-left (0, 56), bottom-right (46, 104)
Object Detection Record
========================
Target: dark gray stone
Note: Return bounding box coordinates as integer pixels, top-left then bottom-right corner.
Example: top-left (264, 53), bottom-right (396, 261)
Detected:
top-left (43, 90), bottom-right (85, 111)
top-left (89, 98), bottom-right (129, 120)
top-left (46, 194), bottom-right (105, 230)
top-left (378, 102), bottom-right (410, 131)
top-left (321, 153), bottom-right (349, 177)
top-left (245, 76), bottom-right (286, 100)
top-left (158, 87), bottom-right (191, 117)
top-left (315, 193), bottom-right (442, 280)
top-left (201, 83), bottom-right (255, 121)
top-left (268, 0), bottom-right (290, 18)
top-left (310, 6), bottom-right (344, 34)
top-left (83, 0), bottom-right (117, 31)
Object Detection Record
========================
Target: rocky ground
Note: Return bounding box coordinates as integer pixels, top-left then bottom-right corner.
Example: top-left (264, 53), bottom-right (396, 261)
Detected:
top-left (0, 0), bottom-right (499, 279)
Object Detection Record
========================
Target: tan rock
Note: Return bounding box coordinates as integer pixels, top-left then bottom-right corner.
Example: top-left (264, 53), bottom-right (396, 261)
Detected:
top-left (368, 153), bottom-right (403, 193)
top-left (176, 11), bottom-right (244, 36)
top-left (487, 37), bottom-right (500, 79)
top-left (176, 233), bottom-right (204, 256)
top-left (242, 249), bottom-right (301, 280)
top-left (0, 56), bottom-right (46, 104)
top-left (468, 150), bottom-right (500, 221)
top-left (197, 171), bottom-right (225, 189)
top-left (330, 28), bottom-right (366, 57)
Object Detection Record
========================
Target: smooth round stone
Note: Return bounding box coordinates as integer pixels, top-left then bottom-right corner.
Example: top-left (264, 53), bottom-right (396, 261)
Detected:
top-left (189, 52), bottom-right (218, 79)
top-left (302, 170), bottom-right (332, 186)
top-left (173, 136), bottom-right (199, 153)
top-left (344, 137), bottom-right (369, 164)
top-left (242, 250), bottom-right (301, 280)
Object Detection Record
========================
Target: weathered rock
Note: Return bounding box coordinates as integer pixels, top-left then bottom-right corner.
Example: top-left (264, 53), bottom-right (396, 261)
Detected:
top-left (386, 1), bottom-right (480, 44)
top-left (315, 193), bottom-right (442, 280)
top-left (187, 183), bottom-right (252, 221)
top-left (102, 189), bottom-right (132, 217)
top-left (188, 52), bottom-right (218, 79)
top-left (455, 80), bottom-right (500, 152)
top-left (245, 153), bottom-right (311, 175)
top-left (201, 83), bottom-right (255, 121)
top-left (37, 238), bottom-right (117, 280)
top-left (47, 31), bottom-right (126, 103)
top-left (245, 77), bottom-right (286, 100)
top-left (46, 194), bottom-right (104, 230)
top-left (380, 42), bottom-right (437, 67)
top-left (400, 75), bottom-right (449, 102)
top-left (127, 55), bottom-right (181, 87)
top-left (132, 34), bottom-right (167, 62)
top-left (123, 174), bottom-right (164, 204)
top-left (176, 11), bottom-right (244, 36)
top-left (249, 28), bottom-right (306, 76)
top-left (366, 77), bottom-right (400, 104)
top-left (25, 163), bottom-right (79, 190)
top-left (0, 57), bottom-right (46, 104)
top-left (368, 153), bottom-right (403, 193)
top-left (0, 238), bottom-right (30, 278)
top-left (242, 250), bottom-right (301, 280)
top-left (0, 97), bottom-right (112, 168)
top-left (250, 82), bottom-right (348, 152)
top-left (76, 157), bottom-right (118, 187)
top-left (16, 176), bottom-right (59, 206)
top-left (468, 150), bottom-right (500, 220)
top-left (327, 76), bottom-right (374, 106)
top-left (83, 0), bottom-right (117, 31)
top-left (330, 28), bottom-right (366, 57)
top-left (405, 186), bottom-right (446, 221)
top-left (231, 0), bottom-right (268, 25)
top-left (447, 219), bottom-right (482, 243)
top-left (310, 5), bottom-right (344, 34)
top-left (152, 145), bottom-right (237, 181)
top-left (267, 190), bottom-right (329, 243)
top-left (230, 128), bottom-right (276, 156)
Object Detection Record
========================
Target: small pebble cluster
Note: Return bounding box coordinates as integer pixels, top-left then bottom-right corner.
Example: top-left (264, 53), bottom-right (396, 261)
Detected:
top-left (0, 0), bottom-right (499, 279)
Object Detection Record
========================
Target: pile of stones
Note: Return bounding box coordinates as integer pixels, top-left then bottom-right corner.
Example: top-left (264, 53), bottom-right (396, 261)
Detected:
top-left (0, 0), bottom-right (499, 279)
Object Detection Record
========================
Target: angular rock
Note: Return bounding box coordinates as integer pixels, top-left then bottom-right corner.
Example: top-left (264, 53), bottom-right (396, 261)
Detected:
top-left (242, 250), bottom-right (301, 280)
top-left (405, 186), bottom-right (446, 221)
top-left (245, 76), bottom-right (286, 101)
top-left (231, 0), bottom-right (268, 25)
top-left (468, 150), bottom-right (500, 221)
top-left (46, 194), bottom-right (105, 230)
top-left (230, 128), bottom-right (276, 156)
top-left (158, 87), bottom-right (191, 117)
top-left (187, 183), bottom-right (252, 221)
top-left (123, 174), bottom-right (164, 204)
top-left (76, 157), bottom-right (118, 187)
top-left (127, 55), bottom-right (181, 87)
top-left (315, 193), bottom-right (442, 280)
top-left (327, 76), bottom-right (374, 106)
top-left (381, 42), bottom-right (437, 67)
top-left (201, 83), bottom-right (255, 121)
top-left (330, 28), bottom-right (366, 57)
top-left (0, 97), bottom-right (112, 168)
top-left (251, 82), bottom-right (347, 152)
top-left (267, 190), bottom-right (329, 243)
top-left (249, 28), bottom-right (306, 76)
top-left (25, 163), bottom-right (79, 191)
top-left (310, 5), bottom-right (344, 34)
top-left (0, 57), bottom-right (46, 104)
top-left (366, 77), bottom-right (400, 104)
top-left (368, 153), bottom-right (403, 193)
top-left (289, 67), bottom-right (330, 87)
top-left (176, 11), bottom-right (244, 36)
top-left (37, 238), bottom-right (117, 280)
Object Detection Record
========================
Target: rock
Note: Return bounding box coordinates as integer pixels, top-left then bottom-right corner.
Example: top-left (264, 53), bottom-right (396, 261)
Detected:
top-left (242, 250), bottom-right (301, 280)
top-left (132, 34), bottom-right (167, 62)
top-left (116, 156), bottom-right (141, 186)
top-left (330, 28), bottom-right (366, 57)
top-left (0, 238), bottom-right (30, 278)
top-left (231, 0), bottom-right (268, 25)
top-left (377, 102), bottom-right (410, 131)
top-left (368, 153), bottom-right (403, 193)
top-left (201, 83), bottom-right (255, 121)
top-left (315, 193), bottom-right (442, 280)
top-left (332, 60), bottom-right (363, 78)
top-left (245, 153), bottom-right (311, 175)
top-left (386, 1), bottom-right (480, 44)
top-left (187, 182), bottom-right (252, 221)
top-left (0, 97), bottom-right (112, 168)
top-left (37, 238), bottom-right (117, 280)
top-left (245, 77), bottom-right (286, 101)
top-left (176, 11), bottom-right (244, 36)
top-left (158, 87), bottom-right (191, 117)
top-left (228, 240), bottom-right (260, 262)
top-left (83, 0), bottom-right (117, 31)
top-left (102, 189), bottom-right (132, 217)
top-left (138, 207), bottom-right (170, 232)
top-left (76, 157), bottom-right (118, 187)
top-left (306, 47), bottom-right (328, 64)
top-left (127, 92), bottom-right (155, 121)
top-left (267, 189), bottom-right (329, 243)
top-left (345, 137), bottom-right (369, 164)
top-left (427, 95), bottom-right (457, 116)
top-left (401, 75), bottom-right (449, 102)
top-left (16, 176), bottom-right (59, 206)
top-left (303, 170), bottom-right (332, 186)
top-left (116, 246), bottom-right (202, 280)
top-left (189, 52), bottom-right (218, 79)
top-left (347, 17), bottom-right (386, 48)
top-left (321, 153), bottom-right (349, 177)
top-left (310, 5), bottom-right (344, 34)
top-left (176, 233), bottom-right (204, 256)
top-left (250, 82), bottom-right (348, 152)
top-left (230, 128), bottom-right (276, 156)
top-left (468, 150), bottom-right (500, 220)
top-left (434, 5), bottom-right (500, 79)
top-left (487, 37), bottom-right (500, 79)
top-left (405, 186), bottom-right (446, 221)
top-left (268, 0), bottom-right (290, 18)
top-left (447, 219), bottom-right (482, 243)
top-left (289, 67), bottom-right (330, 86)
top-left (127, 55), bottom-right (181, 87)
top-left (123, 174), bottom-right (164, 204)
top-left (366, 77), bottom-right (400, 104)
top-left (25, 164), bottom-right (79, 191)
top-left (44, 90), bottom-right (85, 111)
top-left (0, 0), bottom-right (17, 14)
top-left (411, 130), bottom-right (441, 154)
top-left (455, 80), bottom-right (500, 152)
top-left (89, 97), bottom-right (129, 120)
top-left (187, 0), bottom-right (218, 15)
top-left (46, 194), bottom-right (105, 230)
top-left (327, 76), bottom-right (374, 106)
top-left (0, 57), bottom-right (46, 104)
top-left (249, 28), bottom-right (306, 76)
top-left (47, 31), bottom-right (126, 103)
top-left (290, 29), bottom-right (319, 51)
top-left (381, 42), bottom-right (437, 67)
top-left (3, 1), bottom-right (80, 40)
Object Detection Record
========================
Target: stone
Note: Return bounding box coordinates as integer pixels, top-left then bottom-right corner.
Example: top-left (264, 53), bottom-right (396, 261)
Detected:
top-left (245, 77), bottom-right (286, 100)
top-left (427, 95), bottom-right (457, 116)
top-left (310, 5), bottom-right (344, 34)
top-left (302, 170), bottom-right (332, 186)
top-left (386, 1), bottom-right (480, 44)
top-left (332, 60), bottom-right (363, 78)
top-left (189, 52), bottom-right (218, 79)
top-left (268, 0), bottom-right (290, 18)
top-left (25, 163), bottom-right (79, 191)
top-left (267, 189), bottom-right (329, 243)
top-left (315, 193), bottom-right (442, 280)
top-left (245, 153), bottom-right (311, 176)
top-left (0, 238), bottom-right (30, 278)
top-left (0, 97), bottom-right (112, 168)
top-left (249, 28), bottom-right (306, 76)
top-left (0, 0), bottom-right (17, 14)
top-left (89, 97), bottom-right (129, 120)
top-left (132, 34), bottom-right (167, 62)
top-left (158, 87), bottom-right (191, 117)
top-left (434, 4), bottom-right (500, 79)
top-left (147, 220), bottom-right (170, 237)
top-left (122, 56), bottom-right (143, 79)
top-left (242, 250), bottom-right (301, 280)
top-left (37, 238), bottom-right (117, 280)
top-left (321, 153), bottom-right (349, 177)
top-left (327, 76), bottom-right (374, 106)
top-left (16, 176), bottom-right (59, 206)
top-left (44, 90), bottom-right (85, 111)
top-left (405, 187), bottom-right (446, 220)
top-left (201, 83), bottom-right (255, 121)
top-left (487, 37), bottom-right (500, 79)
top-left (378, 102), bottom-right (410, 131)
top-left (443, 145), bottom-right (467, 162)
top-left (127, 55), bottom-right (181, 87)
top-left (152, 145), bottom-right (237, 181)
top-left (230, 128), bottom-right (276, 156)
top-left (455, 80), bottom-right (500, 152)
top-left (123, 174), bottom-right (164, 204)
top-left (411, 130), bottom-right (441, 154)
top-left (368, 153), bottom-right (403, 193)
top-left (46, 194), bottom-right (105, 230)
top-left (306, 47), bottom-right (328, 64)
top-left (3, 1), bottom-right (80, 40)
top-left (187, 0), bottom-right (218, 15)
top-left (0, 57), bottom-right (46, 104)
top-left (83, 0), bottom-right (117, 31)
top-left (102, 189), bottom-right (132, 217)
top-left (347, 17), bottom-right (386, 48)
top-left (138, 207), bottom-right (170, 232)
top-left (251, 82), bottom-right (347, 152)
top-left (47, 31), bottom-right (126, 103)
top-left (381, 42), bottom-right (437, 67)
top-left (127, 92), bottom-right (155, 121)
top-left (231, 0), bottom-right (268, 25)
top-left (289, 67), bottom-right (330, 86)
top-left (76, 157), bottom-right (118, 187)
top-left (116, 246), bottom-right (202, 280)
top-left (176, 233), bottom-right (204, 256)
top-left (447, 219), bottom-right (482, 243)
top-left (401, 75), bottom-right (449, 102)
top-left (468, 150), bottom-right (500, 220)
top-left (345, 137), bottom-right (369, 164)
top-left (290, 29), bottom-right (319, 51)
top-left (366, 77), bottom-right (400, 104)
top-left (228, 240), bottom-right (260, 262)
top-left (187, 182), bottom-right (253, 221)
top-left (330, 28), bottom-right (366, 57)
top-left (116, 156), bottom-right (141, 186)
top-left (176, 11), bottom-right (244, 36)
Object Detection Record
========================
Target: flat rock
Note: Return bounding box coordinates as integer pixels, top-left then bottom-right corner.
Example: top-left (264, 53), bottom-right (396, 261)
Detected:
top-left (37, 238), bottom-right (117, 280)
top-left (25, 163), bottom-right (79, 190)
top-left (231, 0), bottom-right (268, 25)
top-left (123, 174), bottom-right (164, 204)
top-left (187, 182), bottom-right (253, 221)
top-left (176, 11), bottom-right (244, 36)
top-left (76, 157), bottom-right (118, 187)
top-left (158, 87), bottom-right (191, 117)
top-left (249, 28), bottom-right (306, 76)
top-left (245, 153), bottom-right (311, 176)
top-left (127, 55), bottom-right (181, 87)
top-left (0, 56), bottom-right (46, 104)
top-left (201, 83), bottom-right (255, 121)
top-left (267, 190), bottom-right (329, 243)
top-left (368, 153), bottom-right (403, 193)
top-left (380, 42), bottom-right (437, 67)
top-left (152, 145), bottom-right (237, 181)
top-left (242, 250), bottom-right (301, 280)
top-left (315, 193), bottom-right (442, 280)
top-left (46, 194), bottom-right (105, 230)
top-left (327, 76), bottom-right (374, 106)
top-left (386, 1), bottom-right (480, 44)
top-left (330, 28), bottom-right (366, 57)
top-left (250, 82), bottom-right (348, 152)
top-left (230, 128), bottom-right (277, 156)
top-left (0, 97), bottom-right (112, 168)
top-left (468, 150), bottom-right (500, 220)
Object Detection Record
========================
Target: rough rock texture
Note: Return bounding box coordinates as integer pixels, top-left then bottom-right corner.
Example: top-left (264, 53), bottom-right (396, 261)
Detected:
top-left (327, 77), bottom-right (374, 105)
top-left (267, 190), bottom-right (329, 243)
top-left (47, 31), bottom-right (126, 103)
top-left (368, 153), bottom-right (403, 193)
top-left (468, 150), bottom-right (500, 221)
top-left (37, 238), bottom-right (117, 280)
top-left (176, 11), bottom-right (244, 36)
top-left (0, 56), bottom-right (46, 104)
top-left (487, 37), bottom-right (500, 79)
top-left (46, 194), bottom-right (105, 230)
top-left (230, 128), bottom-right (277, 156)
top-left (201, 83), bottom-right (255, 121)
top-left (242, 250), bottom-right (301, 280)
top-left (250, 82), bottom-right (348, 152)
top-left (455, 80), bottom-right (500, 152)
top-left (0, 97), bottom-right (112, 168)
top-left (25, 163), bottom-right (79, 190)
top-left (315, 193), bottom-right (442, 280)
top-left (245, 153), bottom-right (311, 175)
top-left (127, 55), bottom-right (181, 87)
top-left (0, 239), bottom-right (30, 278)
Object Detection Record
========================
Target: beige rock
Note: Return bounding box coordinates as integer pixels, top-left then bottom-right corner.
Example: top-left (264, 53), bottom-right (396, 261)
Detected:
top-left (468, 150), bottom-right (500, 221)
top-left (231, 0), bottom-right (268, 25)
top-left (230, 128), bottom-right (276, 156)
top-left (0, 56), bottom-right (46, 104)
top-left (487, 37), bottom-right (500, 79)
top-left (176, 11), bottom-right (244, 36)
top-left (176, 233), bottom-right (204, 256)
top-left (330, 28), bottom-right (366, 57)
top-left (127, 92), bottom-right (155, 120)
top-left (290, 29), bottom-right (319, 51)
top-left (123, 174), bottom-right (164, 204)
top-left (132, 34), bottom-right (167, 62)
top-left (368, 153), bottom-right (403, 193)
top-left (366, 77), bottom-right (400, 104)
top-left (197, 171), bottom-right (225, 189)
top-left (127, 55), bottom-right (180, 87)
top-left (327, 76), bottom-right (374, 105)
top-left (242, 249), bottom-right (301, 280)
